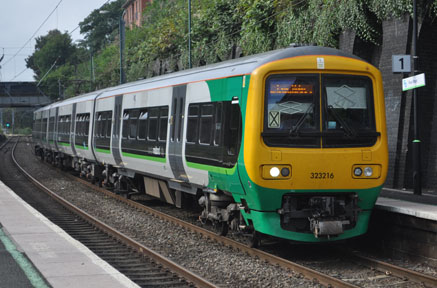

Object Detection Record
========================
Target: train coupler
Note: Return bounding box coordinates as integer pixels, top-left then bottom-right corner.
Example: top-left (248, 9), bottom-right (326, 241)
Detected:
top-left (309, 219), bottom-right (350, 238)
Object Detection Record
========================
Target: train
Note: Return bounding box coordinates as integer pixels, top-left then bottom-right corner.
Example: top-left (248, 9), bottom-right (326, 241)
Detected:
top-left (32, 46), bottom-right (388, 246)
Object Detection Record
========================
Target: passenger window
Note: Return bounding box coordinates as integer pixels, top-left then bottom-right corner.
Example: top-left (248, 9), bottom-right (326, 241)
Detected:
top-left (159, 107), bottom-right (168, 141)
top-left (122, 112), bottom-right (129, 139)
top-left (187, 105), bottom-right (199, 143)
top-left (148, 108), bottom-right (159, 141)
top-left (105, 112), bottom-right (112, 138)
top-left (85, 115), bottom-right (90, 136)
top-left (214, 103), bottom-right (222, 146)
top-left (199, 104), bottom-right (213, 145)
top-left (129, 110), bottom-right (139, 139)
top-left (228, 103), bottom-right (241, 156)
top-left (138, 111), bottom-right (148, 140)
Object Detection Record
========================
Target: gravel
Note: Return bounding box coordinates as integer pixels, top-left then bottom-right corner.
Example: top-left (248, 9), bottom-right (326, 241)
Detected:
top-left (16, 140), bottom-right (321, 288)
top-left (15, 138), bottom-right (436, 287)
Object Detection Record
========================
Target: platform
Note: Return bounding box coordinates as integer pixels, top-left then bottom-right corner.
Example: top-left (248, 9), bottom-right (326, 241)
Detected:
top-left (367, 187), bottom-right (437, 264)
top-left (377, 187), bottom-right (437, 221)
top-left (0, 180), bottom-right (139, 288)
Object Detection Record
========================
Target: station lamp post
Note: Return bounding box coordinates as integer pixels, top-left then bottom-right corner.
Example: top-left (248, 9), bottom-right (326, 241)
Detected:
top-left (100, 9), bottom-right (126, 84)
top-left (119, 10), bottom-right (127, 84)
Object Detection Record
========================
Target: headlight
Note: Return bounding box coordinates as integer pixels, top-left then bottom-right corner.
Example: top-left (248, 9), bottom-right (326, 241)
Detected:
top-left (364, 167), bottom-right (373, 177)
top-left (352, 165), bottom-right (381, 179)
top-left (270, 167), bottom-right (280, 177)
top-left (262, 165), bottom-right (292, 179)
top-left (354, 167), bottom-right (362, 177)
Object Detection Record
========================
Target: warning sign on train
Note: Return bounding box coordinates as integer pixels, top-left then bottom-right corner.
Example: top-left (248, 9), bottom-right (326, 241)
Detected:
top-left (268, 111), bottom-right (280, 128)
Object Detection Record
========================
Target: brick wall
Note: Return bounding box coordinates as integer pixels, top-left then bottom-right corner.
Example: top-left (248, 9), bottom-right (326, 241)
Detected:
top-left (417, 20), bottom-right (437, 188)
top-left (339, 14), bottom-right (437, 190)
top-left (378, 15), bottom-right (412, 188)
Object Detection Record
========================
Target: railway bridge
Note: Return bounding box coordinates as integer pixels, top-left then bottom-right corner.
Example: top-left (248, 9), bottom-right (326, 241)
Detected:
top-left (0, 82), bottom-right (51, 133)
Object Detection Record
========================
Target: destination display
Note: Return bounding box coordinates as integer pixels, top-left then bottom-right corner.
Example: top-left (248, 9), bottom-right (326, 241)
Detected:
top-left (269, 83), bottom-right (314, 95)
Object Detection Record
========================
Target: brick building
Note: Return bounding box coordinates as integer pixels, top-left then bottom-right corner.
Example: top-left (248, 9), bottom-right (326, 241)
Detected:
top-left (122, 0), bottom-right (151, 28)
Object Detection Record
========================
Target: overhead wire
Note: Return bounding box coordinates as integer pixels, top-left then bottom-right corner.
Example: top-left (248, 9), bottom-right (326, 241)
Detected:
top-left (30, 0), bottom-right (305, 87)
top-left (7, 0), bottom-right (111, 82)
top-left (34, 0), bottom-right (112, 85)
top-left (3, 0), bottom-right (64, 68)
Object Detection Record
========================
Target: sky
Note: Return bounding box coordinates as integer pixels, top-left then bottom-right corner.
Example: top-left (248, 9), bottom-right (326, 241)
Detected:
top-left (0, 0), bottom-right (113, 82)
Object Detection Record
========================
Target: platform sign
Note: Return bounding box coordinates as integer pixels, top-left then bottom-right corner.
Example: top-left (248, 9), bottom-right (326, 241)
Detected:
top-left (402, 73), bottom-right (426, 91)
top-left (392, 55), bottom-right (411, 73)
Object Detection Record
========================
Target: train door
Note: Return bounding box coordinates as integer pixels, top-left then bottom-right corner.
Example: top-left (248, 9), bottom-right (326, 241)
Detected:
top-left (71, 104), bottom-right (77, 155)
top-left (111, 95), bottom-right (123, 167)
top-left (169, 85), bottom-right (188, 182)
top-left (54, 107), bottom-right (59, 151)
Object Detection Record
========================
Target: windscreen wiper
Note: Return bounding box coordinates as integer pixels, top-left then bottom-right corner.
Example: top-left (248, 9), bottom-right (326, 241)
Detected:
top-left (326, 105), bottom-right (356, 137)
top-left (289, 103), bottom-right (314, 136)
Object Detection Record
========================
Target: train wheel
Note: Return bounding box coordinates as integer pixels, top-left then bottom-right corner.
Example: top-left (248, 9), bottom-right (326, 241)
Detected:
top-left (247, 231), bottom-right (260, 248)
top-left (211, 220), bottom-right (229, 236)
top-left (216, 221), bottom-right (229, 236)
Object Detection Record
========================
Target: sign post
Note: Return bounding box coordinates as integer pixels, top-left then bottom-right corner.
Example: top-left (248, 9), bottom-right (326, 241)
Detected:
top-left (411, 0), bottom-right (421, 195)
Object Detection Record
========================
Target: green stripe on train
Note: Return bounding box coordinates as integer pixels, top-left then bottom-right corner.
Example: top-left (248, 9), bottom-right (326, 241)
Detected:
top-left (121, 152), bottom-right (166, 163)
top-left (75, 145), bottom-right (89, 150)
top-left (187, 161), bottom-right (236, 175)
top-left (95, 148), bottom-right (111, 154)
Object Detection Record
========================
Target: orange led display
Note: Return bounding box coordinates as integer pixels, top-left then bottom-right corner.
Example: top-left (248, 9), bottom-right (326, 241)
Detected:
top-left (270, 84), bottom-right (314, 95)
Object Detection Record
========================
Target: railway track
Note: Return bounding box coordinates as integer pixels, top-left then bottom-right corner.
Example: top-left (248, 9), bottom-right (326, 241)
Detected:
top-left (2, 137), bottom-right (216, 288)
top-left (71, 171), bottom-right (437, 288)
top-left (11, 136), bottom-right (437, 288)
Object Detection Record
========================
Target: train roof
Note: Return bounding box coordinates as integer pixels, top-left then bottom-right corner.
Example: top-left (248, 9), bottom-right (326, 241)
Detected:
top-left (35, 46), bottom-right (364, 112)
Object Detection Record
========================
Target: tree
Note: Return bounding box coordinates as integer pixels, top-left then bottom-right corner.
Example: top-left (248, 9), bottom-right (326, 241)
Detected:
top-left (25, 30), bottom-right (77, 78)
top-left (79, 0), bottom-right (124, 53)
top-left (25, 30), bottom-right (79, 100)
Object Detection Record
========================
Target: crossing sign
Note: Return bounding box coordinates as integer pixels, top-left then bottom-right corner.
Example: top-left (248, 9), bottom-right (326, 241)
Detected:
top-left (268, 111), bottom-right (280, 128)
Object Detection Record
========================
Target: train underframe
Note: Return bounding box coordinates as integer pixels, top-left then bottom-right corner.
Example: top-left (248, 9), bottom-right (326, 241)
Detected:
top-left (34, 145), bottom-right (361, 246)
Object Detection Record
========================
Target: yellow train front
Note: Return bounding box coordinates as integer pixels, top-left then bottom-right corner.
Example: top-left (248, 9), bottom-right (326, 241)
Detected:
top-left (235, 47), bottom-right (388, 242)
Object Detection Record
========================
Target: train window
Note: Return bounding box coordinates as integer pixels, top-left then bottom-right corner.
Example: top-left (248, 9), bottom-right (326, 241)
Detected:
top-left (105, 111), bottom-right (112, 138)
top-left (186, 105), bottom-right (199, 143)
top-left (159, 107), bottom-right (168, 142)
top-left (76, 116), bottom-right (81, 136)
top-left (227, 103), bottom-right (241, 155)
top-left (97, 114), bottom-right (103, 138)
top-left (214, 103), bottom-right (223, 146)
top-left (138, 111), bottom-right (148, 140)
top-left (147, 108), bottom-right (159, 141)
top-left (58, 116), bottom-right (62, 134)
top-left (263, 74), bottom-right (319, 148)
top-left (199, 104), bottom-right (213, 145)
top-left (265, 75), bottom-right (317, 131)
top-left (322, 75), bottom-right (377, 147)
top-left (85, 114), bottom-right (90, 136)
top-left (129, 110), bottom-right (139, 139)
top-left (101, 114), bottom-right (107, 138)
top-left (122, 112), bottom-right (129, 139)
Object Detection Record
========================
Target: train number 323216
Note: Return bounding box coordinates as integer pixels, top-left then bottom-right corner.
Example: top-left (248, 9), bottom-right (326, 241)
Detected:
top-left (310, 172), bottom-right (334, 179)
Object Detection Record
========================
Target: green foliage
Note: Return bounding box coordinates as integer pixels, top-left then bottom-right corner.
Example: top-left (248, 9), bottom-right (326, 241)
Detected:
top-left (25, 30), bottom-right (77, 78)
top-left (239, 0), bottom-right (277, 54)
top-left (79, 0), bottom-right (124, 53)
top-left (190, 0), bottom-right (242, 64)
top-left (26, 0), bottom-right (437, 101)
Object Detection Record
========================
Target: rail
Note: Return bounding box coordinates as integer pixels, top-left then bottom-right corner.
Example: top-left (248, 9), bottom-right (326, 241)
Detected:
top-left (11, 137), bottom-right (217, 288)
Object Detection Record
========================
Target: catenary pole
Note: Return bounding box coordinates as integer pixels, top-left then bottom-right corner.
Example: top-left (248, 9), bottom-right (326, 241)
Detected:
top-left (412, 0), bottom-right (421, 195)
top-left (188, 0), bottom-right (192, 69)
